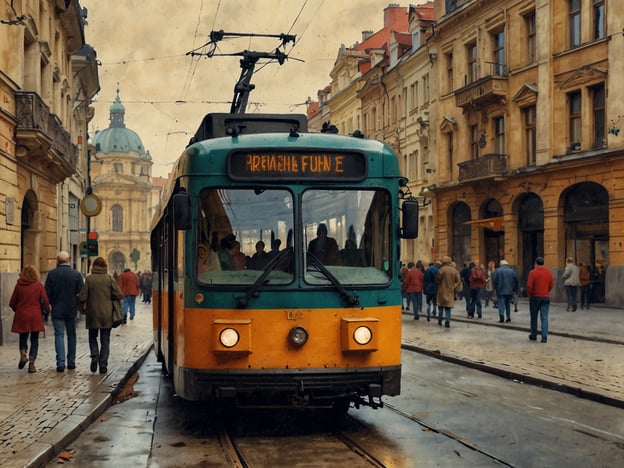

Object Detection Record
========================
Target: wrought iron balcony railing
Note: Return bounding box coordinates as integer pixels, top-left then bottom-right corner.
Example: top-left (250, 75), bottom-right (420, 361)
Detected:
top-left (455, 62), bottom-right (508, 110)
top-left (458, 153), bottom-right (507, 182)
top-left (14, 91), bottom-right (78, 182)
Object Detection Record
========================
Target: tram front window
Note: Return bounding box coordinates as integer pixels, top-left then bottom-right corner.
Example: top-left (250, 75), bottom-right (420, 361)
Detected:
top-left (302, 189), bottom-right (392, 285)
top-left (196, 188), bottom-right (294, 285)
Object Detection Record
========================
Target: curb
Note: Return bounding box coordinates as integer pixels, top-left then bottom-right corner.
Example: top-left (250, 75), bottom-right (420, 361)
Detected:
top-left (401, 343), bottom-right (624, 409)
top-left (19, 343), bottom-right (153, 468)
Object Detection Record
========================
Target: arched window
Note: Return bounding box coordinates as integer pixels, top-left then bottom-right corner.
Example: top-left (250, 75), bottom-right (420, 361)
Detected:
top-left (112, 204), bottom-right (123, 232)
top-left (451, 202), bottom-right (471, 265)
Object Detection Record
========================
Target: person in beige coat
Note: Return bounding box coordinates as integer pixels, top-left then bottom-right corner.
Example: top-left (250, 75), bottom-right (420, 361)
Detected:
top-left (78, 257), bottom-right (123, 374)
top-left (435, 256), bottom-right (462, 328)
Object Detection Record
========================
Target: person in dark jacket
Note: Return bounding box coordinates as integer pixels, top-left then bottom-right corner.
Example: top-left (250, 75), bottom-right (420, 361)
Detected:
top-left (9, 264), bottom-right (50, 373)
top-left (423, 261), bottom-right (439, 321)
top-left (492, 259), bottom-right (519, 323)
top-left (78, 257), bottom-right (123, 374)
top-left (45, 251), bottom-right (84, 372)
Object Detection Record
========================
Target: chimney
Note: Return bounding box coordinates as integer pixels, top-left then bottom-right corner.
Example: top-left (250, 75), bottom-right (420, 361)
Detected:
top-left (384, 3), bottom-right (404, 27)
top-left (362, 30), bottom-right (374, 41)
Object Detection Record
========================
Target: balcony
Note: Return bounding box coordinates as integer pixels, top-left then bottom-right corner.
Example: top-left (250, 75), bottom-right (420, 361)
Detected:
top-left (14, 91), bottom-right (78, 183)
top-left (458, 153), bottom-right (507, 182)
top-left (455, 62), bottom-right (508, 110)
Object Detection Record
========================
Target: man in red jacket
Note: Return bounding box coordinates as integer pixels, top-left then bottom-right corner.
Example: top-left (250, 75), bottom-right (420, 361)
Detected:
top-left (119, 268), bottom-right (140, 322)
top-left (526, 257), bottom-right (554, 343)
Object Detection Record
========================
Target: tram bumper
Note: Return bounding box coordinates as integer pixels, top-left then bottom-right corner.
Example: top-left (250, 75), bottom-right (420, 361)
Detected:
top-left (175, 365), bottom-right (401, 408)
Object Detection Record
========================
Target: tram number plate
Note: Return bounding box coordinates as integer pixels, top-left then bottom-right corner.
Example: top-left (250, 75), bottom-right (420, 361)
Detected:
top-left (286, 310), bottom-right (305, 320)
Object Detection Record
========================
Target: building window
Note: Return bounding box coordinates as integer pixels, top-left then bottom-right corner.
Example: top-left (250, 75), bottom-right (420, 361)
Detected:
top-left (112, 204), bottom-right (123, 232)
top-left (114, 163), bottom-right (123, 173)
top-left (494, 116), bottom-right (505, 154)
top-left (593, 0), bottom-right (605, 40)
top-left (467, 43), bottom-right (478, 84)
top-left (471, 125), bottom-right (479, 159)
top-left (569, 90), bottom-right (582, 147)
top-left (591, 83), bottom-right (605, 148)
top-left (524, 106), bottom-right (537, 165)
top-left (447, 132), bottom-right (454, 179)
top-left (492, 30), bottom-right (505, 76)
top-left (423, 74), bottom-right (430, 102)
top-left (525, 12), bottom-right (536, 64)
top-left (569, 0), bottom-right (581, 48)
top-left (446, 52), bottom-right (454, 93)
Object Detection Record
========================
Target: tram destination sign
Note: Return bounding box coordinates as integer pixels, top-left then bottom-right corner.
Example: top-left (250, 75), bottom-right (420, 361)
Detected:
top-left (227, 149), bottom-right (367, 181)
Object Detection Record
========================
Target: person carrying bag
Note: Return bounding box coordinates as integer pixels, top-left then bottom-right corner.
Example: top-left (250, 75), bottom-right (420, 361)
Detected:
top-left (78, 257), bottom-right (123, 374)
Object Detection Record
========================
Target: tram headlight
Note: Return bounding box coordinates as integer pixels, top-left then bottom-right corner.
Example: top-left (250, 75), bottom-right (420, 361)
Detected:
top-left (353, 326), bottom-right (372, 345)
top-left (288, 326), bottom-right (309, 348)
top-left (219, 328), bottom-right (240, 348)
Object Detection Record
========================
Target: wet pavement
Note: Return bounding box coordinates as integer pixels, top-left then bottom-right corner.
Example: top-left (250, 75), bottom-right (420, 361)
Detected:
top-left (401, 298), bottom-right (624, 406)
top-left (0, 299), bottom-right (622, 467)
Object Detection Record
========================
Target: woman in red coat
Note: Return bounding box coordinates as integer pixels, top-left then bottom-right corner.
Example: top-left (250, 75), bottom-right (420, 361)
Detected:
top-left (9, 264), bottom-right (50, 373)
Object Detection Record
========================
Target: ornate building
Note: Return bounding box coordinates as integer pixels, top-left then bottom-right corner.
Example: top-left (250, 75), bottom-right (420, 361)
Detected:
top-left (0, 1), bottom-right (98, 345)
top-left (90, 89), bottom-right (160, 275)
top-left (427, 0), bottom-right (622, 305)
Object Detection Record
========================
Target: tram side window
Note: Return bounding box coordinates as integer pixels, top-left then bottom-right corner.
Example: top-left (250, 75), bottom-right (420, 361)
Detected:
top-left (302, 189), bottom-right (391, 285)
top-left (196, 188), bottom-right (294, 285)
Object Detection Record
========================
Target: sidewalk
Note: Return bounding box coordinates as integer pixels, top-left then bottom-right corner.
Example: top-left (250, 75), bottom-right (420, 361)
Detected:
top-left (0, 300), bottom-right (622, 467)
top-left (0, 302), bottom-right (153, 468)
top-left (401, 298), bottom-right (624, 407)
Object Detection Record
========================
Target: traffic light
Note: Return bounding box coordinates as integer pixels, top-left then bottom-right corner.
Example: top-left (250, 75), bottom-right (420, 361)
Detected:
top-left (87, 231), bottom-right (99, 256)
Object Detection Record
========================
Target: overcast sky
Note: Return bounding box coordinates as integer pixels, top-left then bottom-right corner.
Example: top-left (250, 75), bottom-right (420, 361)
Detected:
top-left (81, 0), bottom-right (398, 177)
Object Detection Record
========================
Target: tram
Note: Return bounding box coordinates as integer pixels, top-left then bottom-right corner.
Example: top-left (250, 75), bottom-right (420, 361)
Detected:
top-left (150, 112), bottom-right (418, 410)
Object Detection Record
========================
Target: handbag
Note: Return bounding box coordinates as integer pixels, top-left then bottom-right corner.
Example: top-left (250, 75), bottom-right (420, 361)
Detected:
top-left (111, 277), bottom-right (124, 328)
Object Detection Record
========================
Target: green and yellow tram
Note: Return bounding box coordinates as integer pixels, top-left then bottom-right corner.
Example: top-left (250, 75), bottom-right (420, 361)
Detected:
top-left (151, 113), bottom-right (418, 410)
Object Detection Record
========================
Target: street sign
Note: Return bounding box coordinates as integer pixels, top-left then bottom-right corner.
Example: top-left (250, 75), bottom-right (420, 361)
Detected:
top-left (80, 194), bottom-right (102, 217)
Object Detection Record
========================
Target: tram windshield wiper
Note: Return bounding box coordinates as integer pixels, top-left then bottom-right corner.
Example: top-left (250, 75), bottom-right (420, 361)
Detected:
top-left (306, 253), bottom-right (359, 307)
top-left (235, 247), bottom-right (292, 308)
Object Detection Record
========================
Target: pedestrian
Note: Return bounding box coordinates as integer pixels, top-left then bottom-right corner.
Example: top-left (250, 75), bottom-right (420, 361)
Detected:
top-left (459, 262), bottom-right (473, 313)
top-left (562, 257), bottom-right (580, 311)
top-left (403, 261), bottom-right (424, 320)
top-left (44, 251), bottom-right (84, 372)
top-left (484, 260), bottom-right (497, 308)
top-left (423, 261), bottom-right (439, 321)
top-left (399, 262), bottom-right (409, 311)
top-left (140, 271), bottom-right (152, 304)
top-left (435, 256), bottom-right (461, 328)
top-left (119, 267), bottom-right (140, 322)
top-left (468, 263), bottom-right (487, 318)
top-left (492, 259), bottom-right (518, 323)
top-left (78, 257), bottom-right (123, 374)
top-left (526, 257), bottom-right (554, 343)
top-left (9, 264), bottom-right (50, 373)
top-left (578, 262), bottom-right (591, 310)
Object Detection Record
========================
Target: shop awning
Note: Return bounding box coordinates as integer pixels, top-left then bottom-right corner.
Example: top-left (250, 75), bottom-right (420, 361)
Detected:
top-left (464, 216), bottom-right (504, 232)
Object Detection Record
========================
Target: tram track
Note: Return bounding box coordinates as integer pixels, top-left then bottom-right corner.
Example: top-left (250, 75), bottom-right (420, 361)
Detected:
top-left (215, 415), bottom-right (393, 467)
top-left (401, 314), bottom-right (624, 409)
top-left (382, 402), bottom-right (515, 467)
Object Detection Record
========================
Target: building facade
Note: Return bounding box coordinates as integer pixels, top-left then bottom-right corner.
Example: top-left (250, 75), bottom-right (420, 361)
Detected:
top-left (91, 89), bottom-right (161, 275)
top-left (0, 1), bottom-right (98, 344)
top-left (315, 3), bottom-right (436, 264)
top-left (428, 0), bottom-right (622, 305)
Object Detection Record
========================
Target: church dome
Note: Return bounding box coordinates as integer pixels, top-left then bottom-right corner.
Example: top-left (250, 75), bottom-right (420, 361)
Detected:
top-left (92, 88), bottom-right (150, 158)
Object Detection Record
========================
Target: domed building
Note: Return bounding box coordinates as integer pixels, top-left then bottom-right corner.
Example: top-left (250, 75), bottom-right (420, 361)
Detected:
top-left (90, 88), bottom-right (161, 275)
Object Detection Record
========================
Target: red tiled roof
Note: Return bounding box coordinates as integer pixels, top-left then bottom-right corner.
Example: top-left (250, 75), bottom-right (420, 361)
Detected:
top-left (152, 176), bottom-right (167, 187)
top-left (352, 6), bottom-right (409, 74)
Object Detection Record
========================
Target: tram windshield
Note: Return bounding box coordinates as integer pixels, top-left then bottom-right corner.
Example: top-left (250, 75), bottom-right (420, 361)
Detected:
top-left (302, 189), bottom-right (391, 285)
top-left (195, 187), bottom-right (392, 286)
